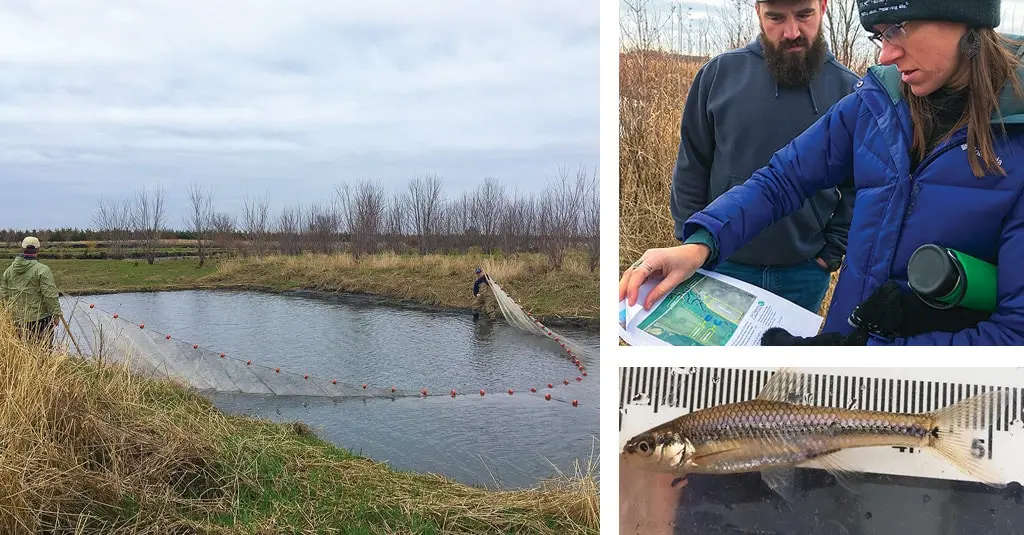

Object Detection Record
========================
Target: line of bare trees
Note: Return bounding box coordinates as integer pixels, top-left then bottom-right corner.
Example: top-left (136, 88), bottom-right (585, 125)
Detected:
top-left (622, 0), bottom-right (878, 75)
top-left (79, 165), bottom-right (599, 270)
top-left (93, 186), bottom-right (167, 265)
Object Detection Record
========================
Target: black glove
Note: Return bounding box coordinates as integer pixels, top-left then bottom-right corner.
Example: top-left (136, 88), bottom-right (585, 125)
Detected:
top-left (848, 282), bottom-right (991, 340)
top-left (760, 327), bottom-right (869, 346)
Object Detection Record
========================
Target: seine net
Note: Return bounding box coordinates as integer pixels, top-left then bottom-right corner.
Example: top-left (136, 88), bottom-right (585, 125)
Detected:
top-left (55, 297), bottom-right (423, 400)
top-left (486, 275), bottom-right (592, 361)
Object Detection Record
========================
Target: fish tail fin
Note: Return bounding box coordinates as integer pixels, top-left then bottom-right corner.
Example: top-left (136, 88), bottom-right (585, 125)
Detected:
top-left (930, 389), bottom-right (1007, 487)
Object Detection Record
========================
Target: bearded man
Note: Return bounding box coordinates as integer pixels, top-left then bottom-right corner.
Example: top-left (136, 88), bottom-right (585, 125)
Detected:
top-left (669, 0), bottom-right (860, 313)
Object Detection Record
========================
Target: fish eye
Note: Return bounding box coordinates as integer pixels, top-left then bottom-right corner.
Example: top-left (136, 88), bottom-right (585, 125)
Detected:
top-left (636, 439), bottom-right (654, 456)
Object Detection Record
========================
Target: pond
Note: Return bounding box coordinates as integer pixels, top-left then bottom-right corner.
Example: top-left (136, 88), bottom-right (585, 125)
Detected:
top-left (59, 290), bottom-right (599, 489)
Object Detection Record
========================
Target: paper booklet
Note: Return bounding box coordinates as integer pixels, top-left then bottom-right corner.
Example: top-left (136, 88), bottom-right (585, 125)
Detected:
top-left (618, 269), bottom-right (824, 346)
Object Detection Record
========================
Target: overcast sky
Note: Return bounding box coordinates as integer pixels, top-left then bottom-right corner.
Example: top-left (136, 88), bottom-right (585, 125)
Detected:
top-left (0, 1), bottom-right (599, 230)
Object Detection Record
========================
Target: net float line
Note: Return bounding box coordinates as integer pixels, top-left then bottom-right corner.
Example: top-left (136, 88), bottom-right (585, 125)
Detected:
top-left (58, 298), bottom-right (586, 407)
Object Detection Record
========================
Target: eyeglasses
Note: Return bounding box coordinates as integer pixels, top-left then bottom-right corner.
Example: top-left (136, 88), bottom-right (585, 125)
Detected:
top-left (868, 22), bottom-right (908, 48)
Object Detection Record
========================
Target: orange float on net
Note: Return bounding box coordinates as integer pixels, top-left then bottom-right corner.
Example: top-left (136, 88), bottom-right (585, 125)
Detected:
top-left (220, 353), bottom-right (225, 358)
top-left (332, 379), bottom-right (337, 385)
top-left (166, 335), bottom-right (171, 340)
top-left (508, 389), bottom-right (514, 395)
top-left (545, 394), bottom-right (552, 401)
top-left (576, 376), bottom-right (582, 382)
top-left (563, 379), bottom-right (569, 385)
top-left (89, 304), bottom-right (94, 308)
top-left (479, 389), bottom-right (485, 397)
top-left (362, 384), bottom-right (367, 389)
top-left (422, 388), bottom-right (428, 396)
top-left (572, 400), bottom-right (579, 407)
top-left (548, 383), bottom-right (554, 389)
top-left (303, 374), bottom-right (309, 380)
top-left (193, 344), bottom-right (198, 350)
top-left (530, 387), bottom-right (537, 393)
top-left (583, 372), bottom-right (588, 377)
top-left (275, 368), bottom-right (280, 373)
top-left (139, 324), bottom-right (144, 329)
top-left (450, 389), bottom-right (457, 397)
top-left (113, 314), bottom-right (118, 319)
top-left (391, 386), bottom-right (397, 393)
top-left (246, 360), bottom-right (251, 365)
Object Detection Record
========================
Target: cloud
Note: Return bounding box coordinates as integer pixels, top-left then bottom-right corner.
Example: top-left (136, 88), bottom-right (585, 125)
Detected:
top-left (0, 0), bottom-right (599, 228)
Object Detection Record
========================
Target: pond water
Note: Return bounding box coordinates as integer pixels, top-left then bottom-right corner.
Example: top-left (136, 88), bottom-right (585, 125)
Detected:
top-left (60, 290), bottom-right (599, 489)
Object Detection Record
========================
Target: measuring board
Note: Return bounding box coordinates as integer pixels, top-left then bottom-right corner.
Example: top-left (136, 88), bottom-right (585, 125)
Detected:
top-left (619, 367), bottom-right (1024, 485)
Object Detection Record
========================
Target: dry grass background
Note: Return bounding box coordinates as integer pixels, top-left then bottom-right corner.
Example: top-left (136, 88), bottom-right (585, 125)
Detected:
top-left (0, 306), bottom-right (598, 533)
top-left (618, 49), bottom-right (841, 318)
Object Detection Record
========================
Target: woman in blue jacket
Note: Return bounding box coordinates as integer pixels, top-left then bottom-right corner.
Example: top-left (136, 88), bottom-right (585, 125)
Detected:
top-left (620, 0), bottom-right (1024, 345)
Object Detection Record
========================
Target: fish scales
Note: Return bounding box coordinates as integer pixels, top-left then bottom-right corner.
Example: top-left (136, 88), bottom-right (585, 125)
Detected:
top-left (668, 400), bottom-right (935, 474)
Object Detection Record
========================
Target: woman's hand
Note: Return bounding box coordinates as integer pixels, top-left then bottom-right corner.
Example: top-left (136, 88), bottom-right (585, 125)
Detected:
top-left (619, 244), bottom-right (711, 310)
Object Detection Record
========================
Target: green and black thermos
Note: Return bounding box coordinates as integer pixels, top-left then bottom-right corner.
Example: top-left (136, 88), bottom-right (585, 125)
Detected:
top-left (907, 244), bottom-right (998, 312)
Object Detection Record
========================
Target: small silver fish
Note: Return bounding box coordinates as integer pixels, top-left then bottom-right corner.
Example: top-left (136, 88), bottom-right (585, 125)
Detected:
top-left (623, 368), bottom-right (1008, 498)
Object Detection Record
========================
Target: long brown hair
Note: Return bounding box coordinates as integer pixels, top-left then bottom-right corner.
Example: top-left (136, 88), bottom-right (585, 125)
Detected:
top-left (903, 29), bottom-right (1024, 177)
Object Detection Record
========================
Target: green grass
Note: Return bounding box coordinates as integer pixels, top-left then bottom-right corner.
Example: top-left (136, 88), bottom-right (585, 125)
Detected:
top-left (47, 258), bottom-right (222, 294)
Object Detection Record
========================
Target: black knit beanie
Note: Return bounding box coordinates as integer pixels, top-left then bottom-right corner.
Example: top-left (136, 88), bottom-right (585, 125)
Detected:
top-left (858, 0), bottom-right (1001, 33)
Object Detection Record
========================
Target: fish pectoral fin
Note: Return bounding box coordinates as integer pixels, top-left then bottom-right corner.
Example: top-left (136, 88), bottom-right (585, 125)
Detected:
top-left (808, 450), bottom-right (863, 495)
top-left (755, 368), bottom-right (815, 405)
top-left (760, 467), bottom-right (797, 503)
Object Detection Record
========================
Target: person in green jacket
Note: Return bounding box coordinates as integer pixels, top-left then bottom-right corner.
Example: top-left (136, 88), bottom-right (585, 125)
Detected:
top-left (1, 237), bottom-right (62, 348)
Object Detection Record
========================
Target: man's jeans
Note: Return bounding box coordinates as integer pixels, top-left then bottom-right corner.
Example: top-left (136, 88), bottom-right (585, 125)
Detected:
top-left (714, 259), bottom-right (831, 314)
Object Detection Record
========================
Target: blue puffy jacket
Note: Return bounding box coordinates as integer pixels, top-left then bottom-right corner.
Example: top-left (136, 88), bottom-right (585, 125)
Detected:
top-left (683, 57), bottom-right (1024, 345)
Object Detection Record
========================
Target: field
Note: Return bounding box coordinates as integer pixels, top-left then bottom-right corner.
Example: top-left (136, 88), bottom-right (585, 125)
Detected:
top-left (618, 50), bottom-right (840, 318)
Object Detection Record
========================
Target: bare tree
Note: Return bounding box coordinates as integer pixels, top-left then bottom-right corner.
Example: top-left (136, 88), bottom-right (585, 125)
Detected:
top-left (407, 174), bottom-right (445, 254)
top-left (471, 177), bottom-right (506, 253)
top-left (185, 182), bottom-right (214, 267)
top-left (825, 0), bottom-right (859, 68)
top-left (303, 202), bottom-right (339, 254)
top-left (131, 186), bottom-right (166, 265)
top-left (242, 194), bottom-right (272, 257)
top-left (383, 191), bottom-right (408, 251)
top-left (93, 197), bottom-right (133, 259)
top-left (583, 170), bottom-right (600, 272)
top-left (337, 180), bottom-right (386, 259)
top-left (538, 166), bottom-right (587, 269)
top-left (209, 212), bottom-right (236, 250)
top-left (498, 192), bottom-right (535, 254)
top-left (277, 204), bottom-right (303, 255)
top-left (715, 0), bottom-right (757, 52)
top-left (451, 192), bottom-right (473, 253)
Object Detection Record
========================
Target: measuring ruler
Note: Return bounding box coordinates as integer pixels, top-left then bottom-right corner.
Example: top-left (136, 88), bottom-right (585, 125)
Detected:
top-left (619, 367), bottom-right (1024, 485)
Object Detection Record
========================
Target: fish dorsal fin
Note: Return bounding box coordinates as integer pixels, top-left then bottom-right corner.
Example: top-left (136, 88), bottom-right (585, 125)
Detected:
top-left (756, 368), bottom-right (814, 405)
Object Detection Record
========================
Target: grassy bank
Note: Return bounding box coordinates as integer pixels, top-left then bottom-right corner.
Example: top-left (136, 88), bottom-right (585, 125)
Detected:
top-left (0, 310), bottom-right (598, 533)
top-left (45, 251), bottom-right (598, 326)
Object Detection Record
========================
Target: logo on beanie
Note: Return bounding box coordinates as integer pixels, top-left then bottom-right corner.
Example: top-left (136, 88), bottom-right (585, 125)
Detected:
top-left (860, 0), bottom-right (911, 18)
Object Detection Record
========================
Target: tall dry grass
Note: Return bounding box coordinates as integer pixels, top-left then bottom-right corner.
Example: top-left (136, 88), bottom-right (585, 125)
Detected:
top-left (618, 49), bottom-right (847, 318)
top-left (0, 307), bottom-right (231, 533)
top-left (205, 251), bottom-right (599, 321)
top-left (619, 50), bottom-right (704, 271)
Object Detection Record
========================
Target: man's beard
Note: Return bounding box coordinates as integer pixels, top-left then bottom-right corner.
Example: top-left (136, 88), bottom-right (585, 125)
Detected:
top-left (761, 27), bottom-right (827, 89)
